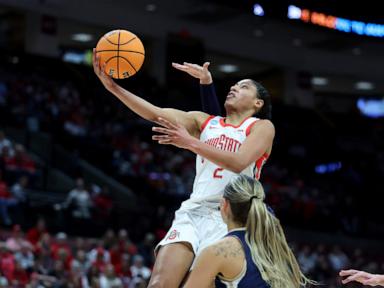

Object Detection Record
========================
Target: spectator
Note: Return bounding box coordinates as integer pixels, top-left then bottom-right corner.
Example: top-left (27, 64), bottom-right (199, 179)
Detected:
top-left (4, 144), bottom-right (36, 175)
top-left (137, 233), bottom-right (155, 267)
top-left (0, 243), bottom-right (15, 280)
top-left (0, 171), bottom-right (17, 225)
top-left (89, 247), bottom-right (109, 272)
top-left (102, 229), bottom-right (117, 249)
top-left (48, 260), bottom-right (68, 287)
top-left (9, 260), bottom-right (29, 287)
top-left (298, 245), bottom-right (318, 274)
top-left (99, 264), bottom-right (123, 288)
top-left (93, 186), bottom-right (114, 221)
top-left (329, 245), bottom-right (350, 271)
top-left (0, 131), bottom-right (12, 157)
top-left (10, 176), bottom-right (29, 203)
top-left (70, 249), bottom-right (90, 275)
top-left (60, 178), bottom-right (92, 219)
top-left (5, 225), bottom-right (33, 252)
top-left (14, 245), bottom-right (34, 271)
top-left (51, 232), bottom-right (72, 262)
top-left (130, 255), bottom-right (151, 281)
top-left (26, 218), bottom-right (48, 246)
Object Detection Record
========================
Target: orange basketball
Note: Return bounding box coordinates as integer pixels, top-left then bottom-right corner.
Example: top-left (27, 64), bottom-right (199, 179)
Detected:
top-left (95, 29), bottom-right (145, 79)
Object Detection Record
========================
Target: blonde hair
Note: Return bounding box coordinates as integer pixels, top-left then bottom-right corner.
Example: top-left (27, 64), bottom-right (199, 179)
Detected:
top-left (223, 174), bottom-right (316, 288)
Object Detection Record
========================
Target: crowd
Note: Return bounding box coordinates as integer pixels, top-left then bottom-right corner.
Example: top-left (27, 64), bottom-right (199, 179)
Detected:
top-left (0, 59), bottom-right (383, 238)
top-left (0, 56), bottom-right (383, 286)
top-left (0, 222), bottom-right (382, 287)
top-left (0, 130), bottom-right (37, 226)
top-left (0, 222), bottom-right (154, 287)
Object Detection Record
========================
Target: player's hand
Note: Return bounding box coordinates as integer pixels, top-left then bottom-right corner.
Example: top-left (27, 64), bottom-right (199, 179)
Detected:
top-left (340, 270), bottom-right (384, 286)
top-left (152, 117), bottom-right (195, 149)
top-left (93, 48), bottom-right (116, 90)
top-left (172, 62), bottom-right (212, 85)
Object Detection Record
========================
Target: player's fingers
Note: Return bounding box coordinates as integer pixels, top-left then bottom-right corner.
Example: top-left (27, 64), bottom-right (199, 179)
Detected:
top-left (183, 62), bottom-right (202, 70)
top-left (152, 127), bottom-right (173, 135)
top-left (340, 270), bottom-right (359, 276)
top-left (172, 63), bottom-right (188, 71)
top-left (186, 63), bottom-right (202, 71)
top-left (202, 62), bottom-right (210, 70)
top-left (341, 275), bottom-right (362, 284)
top-left (158, 139), bottom-right (172, 145)
top-left (152, 135), bottom-right (170, 141)
top-left (101, 62), bottom-right (107, 76)
top-left (344, 272), bottom-right (369, 283)
top-left (93, 51), bottom-right (100, 72)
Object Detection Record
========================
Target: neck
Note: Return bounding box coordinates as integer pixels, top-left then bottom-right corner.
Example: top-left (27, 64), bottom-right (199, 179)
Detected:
top-left (227, 221), bottom-right (244, 231)
top-left (224, 109), bottom-right (254, 125)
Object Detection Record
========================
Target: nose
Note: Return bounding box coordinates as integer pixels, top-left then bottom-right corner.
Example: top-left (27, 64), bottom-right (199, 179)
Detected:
top-left (230, 84), bottom-right (239, 92)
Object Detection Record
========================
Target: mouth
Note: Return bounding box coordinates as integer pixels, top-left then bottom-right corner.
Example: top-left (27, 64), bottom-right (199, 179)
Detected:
top-left (226, 92), bottom-right (235, 99)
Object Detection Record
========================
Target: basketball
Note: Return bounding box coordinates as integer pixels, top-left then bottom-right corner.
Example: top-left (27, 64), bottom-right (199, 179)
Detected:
top-left (95, 29), bottom-right (145, 79)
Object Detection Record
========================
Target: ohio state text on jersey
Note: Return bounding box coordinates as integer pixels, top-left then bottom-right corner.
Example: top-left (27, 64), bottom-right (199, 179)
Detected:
top-left (191, 116), bottom-right (269, 199)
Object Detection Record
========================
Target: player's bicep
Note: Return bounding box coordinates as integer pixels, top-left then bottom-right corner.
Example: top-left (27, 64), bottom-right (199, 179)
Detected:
top-left (238, 120), bottom-right (275, 166)
top-left (183, 247), bottom-right (221, 288)
top-left (160, 108), bottom-right (209, 134)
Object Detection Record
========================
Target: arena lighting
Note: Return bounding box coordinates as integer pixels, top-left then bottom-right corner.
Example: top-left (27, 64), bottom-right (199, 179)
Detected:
top-left (357, 98), bottom-right (384, 118)
top-left (218, 64), bottom-right (239, 73)
top-left (315, 162), bottom-right (342, 174)
top-left (311, 77), bottom-right (328, 86)
top-left (253, 4), bottom-right (265, 16)
top-left (63, 50), bottom-right (92, 66)
top-left (287, 5), bottom-right (384, 38)
top-left (355, 81), bottom-right (374, 90)
top-left (145, 4), bottom-right (157, 12)
top-left (71, 33), bottom-right (93, 42)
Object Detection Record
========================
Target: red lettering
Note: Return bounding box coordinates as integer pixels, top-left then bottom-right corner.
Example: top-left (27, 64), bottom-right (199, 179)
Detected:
top-left (227, 138), bottom-right (234, 152)
top-left (213, 168), bottom-right (224, 179)
top-left (217, 135), bottom-right (226, 150)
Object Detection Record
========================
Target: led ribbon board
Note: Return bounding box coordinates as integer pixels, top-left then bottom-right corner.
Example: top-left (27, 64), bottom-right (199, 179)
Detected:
top-left (287, 5), bottom-right (384, 37)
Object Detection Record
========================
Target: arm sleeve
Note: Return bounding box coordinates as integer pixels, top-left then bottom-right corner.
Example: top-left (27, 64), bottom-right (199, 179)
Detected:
top-left (200, 83), bottom-right (222, 116)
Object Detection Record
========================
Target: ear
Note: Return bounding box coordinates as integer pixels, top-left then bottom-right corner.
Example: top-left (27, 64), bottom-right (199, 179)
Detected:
top-left (254, 98), bottom-right (264, 110)
top-left (221, 198), bottom-right (230, 216)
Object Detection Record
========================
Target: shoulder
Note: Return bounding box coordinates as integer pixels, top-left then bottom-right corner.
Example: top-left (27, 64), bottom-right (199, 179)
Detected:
top-left (207, 236), bottom-right (244, 260)
top-left (186, 111), bottom-right (217, 131)
top-left (248, 119), bottom-right (275, 136)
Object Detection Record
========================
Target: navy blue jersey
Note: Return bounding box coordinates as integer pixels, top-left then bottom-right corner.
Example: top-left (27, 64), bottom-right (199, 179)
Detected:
top-left (215, 228), bottom-right (270, 288)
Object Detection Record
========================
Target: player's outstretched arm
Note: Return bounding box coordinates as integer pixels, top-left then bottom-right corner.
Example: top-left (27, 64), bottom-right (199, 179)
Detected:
top-left (172, 62), bottom-right (222, 116)
top-left (340, 270), bottom-right (384, 286)
top-left (93, 49), bottom-right (208, 133)
top-left (153, 118), bottom-right (274, 173)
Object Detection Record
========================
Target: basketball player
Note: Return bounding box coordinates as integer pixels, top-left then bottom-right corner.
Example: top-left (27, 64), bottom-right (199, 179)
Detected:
top-left (340, 270), bottom-right (384, 286)
top-left (182, 174), bottom-right (314, 288)
top-left (93, 51), bottom-right (274, 288)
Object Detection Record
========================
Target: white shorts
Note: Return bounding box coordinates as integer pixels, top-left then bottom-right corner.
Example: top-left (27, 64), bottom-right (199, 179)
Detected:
top-left (155, 198), bottom-right (227, 266)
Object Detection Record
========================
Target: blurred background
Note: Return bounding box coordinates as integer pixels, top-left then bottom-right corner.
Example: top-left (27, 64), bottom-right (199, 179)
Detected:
top-left (0, 0), bottom-right (383, 287)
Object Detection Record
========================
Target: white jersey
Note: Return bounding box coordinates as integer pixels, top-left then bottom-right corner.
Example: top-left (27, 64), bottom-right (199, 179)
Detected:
top-left (191, 116), bottom-right (269, 200)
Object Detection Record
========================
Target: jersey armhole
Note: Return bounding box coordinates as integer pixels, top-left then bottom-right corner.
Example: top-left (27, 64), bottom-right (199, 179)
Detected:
top-left (217, 235), bottom-right (247, 283)
top-left (200, 115), bottom-right (215, 132)
top-left (245, 119), bottom-right (259, 136)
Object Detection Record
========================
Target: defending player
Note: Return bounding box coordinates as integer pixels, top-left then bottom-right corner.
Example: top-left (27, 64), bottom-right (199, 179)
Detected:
top-left (183, 174), bottom-right (314, 288)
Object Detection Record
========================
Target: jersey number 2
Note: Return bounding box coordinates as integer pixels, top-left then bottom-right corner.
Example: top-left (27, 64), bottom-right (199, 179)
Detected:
top-left (213, 168), bottom-right (224, 179)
